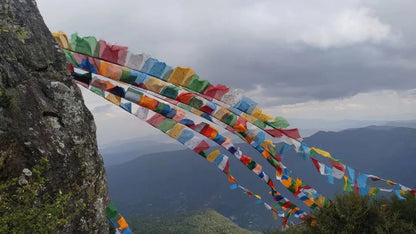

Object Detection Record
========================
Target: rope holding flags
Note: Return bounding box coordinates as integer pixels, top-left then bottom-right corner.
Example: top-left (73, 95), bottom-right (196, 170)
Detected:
top-left (71, 69), bottom-right (309, 222)
top-left (52, 32), bottom-right (416, 230)
top-left (66, 48), bottom-right (330, 210)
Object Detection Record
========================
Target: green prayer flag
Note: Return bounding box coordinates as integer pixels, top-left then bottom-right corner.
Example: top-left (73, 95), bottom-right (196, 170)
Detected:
top-left (106, 202), bottom-right (118, 219)
top-left (268, 116), bottom-right (290, 128)
top-left (189, 97), bottom-right (203, 109)
top-left (157, 119), bottom-right (177, 133)
top-left (154, 102), bottom-right (165, 114)
top-left (70, 33), bottom-right (98, 56)
top-left (161, 85), bottom-right (179, 99)
top-left (177, 103), bottom-right (192, 111)
top-left (253, 119), bottom-right (266, 129)
top-left (188, 75), bottom-right (210, 93)
top-left (120, 69), bottom-right (137, 84)
top-left (64, 50), bottom-right (78, 66)
top-left (224, 114), bottom-right (237, 127)
top-left (90, 86), bottom-right (105, 97)
top-left (247, 161), bottom-right (256, 170)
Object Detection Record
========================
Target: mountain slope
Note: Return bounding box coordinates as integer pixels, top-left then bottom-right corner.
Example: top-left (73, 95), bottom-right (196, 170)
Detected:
top-left (105, 126), bottom-right (416, 231)
top-left (127, 209), bottom-right (261, 234)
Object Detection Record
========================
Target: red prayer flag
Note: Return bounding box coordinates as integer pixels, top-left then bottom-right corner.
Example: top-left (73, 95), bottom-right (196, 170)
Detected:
top-left (267, 179), bottom-right (275, 190)
top-left (176, 92), bottom-right (195, 104)
top-left (146, 114), bottom-right (166, 127)
top-left (99, 40), bottom-right (128, 64)
top-left (279, 128), bottom-right (301, 139)
top-left (282, 201), bottom-right (293, 209)
top-left (240, 155), bottom-right (251, 165)
top-left (330, 159), bottom-right (346, 172)
top-left (311, 158), bottom-right (321, 173)
top-left (203, 84), bottom-right (230, 100)
top-left (193, 140), bottom-right (210, 153)
top-left (265, 129), bottom-right (284, 137)
top-left (222, 161), bottom-right (230, 174)
top-left (200, 105), bottom-right (214, 115)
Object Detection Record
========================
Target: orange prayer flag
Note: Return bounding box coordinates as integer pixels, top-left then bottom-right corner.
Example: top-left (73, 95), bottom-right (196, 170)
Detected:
top-left (117, 215), bottom-right (129, 230)
top-left (227, 174), bottom-right (237, 183)
top-left (139, 95), bottom-right (158, 110)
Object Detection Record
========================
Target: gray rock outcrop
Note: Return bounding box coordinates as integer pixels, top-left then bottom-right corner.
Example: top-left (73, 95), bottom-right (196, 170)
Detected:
top-left (0, 0), bottom-right (108, 232)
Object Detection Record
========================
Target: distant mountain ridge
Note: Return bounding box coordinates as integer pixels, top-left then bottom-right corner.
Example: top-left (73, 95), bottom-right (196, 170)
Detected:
top-left (127, 209), bottom-right (261, 234)
top-left (104, 125), bottom-right (416, 231)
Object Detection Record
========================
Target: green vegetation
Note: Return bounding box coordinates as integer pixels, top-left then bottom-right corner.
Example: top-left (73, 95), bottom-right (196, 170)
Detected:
top-left (0, 157), bottom-right (85, 233)
top-left (127, 209), bottom-right (261, 234)
top-left (272, 192), bottom-right (416, 234)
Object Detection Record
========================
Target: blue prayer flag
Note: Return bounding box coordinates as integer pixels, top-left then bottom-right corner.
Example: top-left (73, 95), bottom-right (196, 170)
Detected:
top-left (394, 190), bottom-right (406, 200)
top-left (325, 166), bottom-right (334, 184)
top-left (230, 184), bottom-right (238, 190)
top-left (347, 167), bottom-right (355, 184)
top-left (357, 174), bottom-right (369, 188)
top-left (279, 143), bottom-right (292, 158)
top-left (120, 102), bottom-right (132, 113)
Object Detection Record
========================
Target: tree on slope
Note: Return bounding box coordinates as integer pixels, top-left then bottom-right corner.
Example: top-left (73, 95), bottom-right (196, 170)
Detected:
top-left (283, 192), bottom-right (416, 234)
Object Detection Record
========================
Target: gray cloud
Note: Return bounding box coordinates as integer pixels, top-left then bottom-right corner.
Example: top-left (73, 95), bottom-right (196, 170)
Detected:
top-left (191, 43), bottom-right (416, 104)
top-left (37, 0), bottom-right (416, 105)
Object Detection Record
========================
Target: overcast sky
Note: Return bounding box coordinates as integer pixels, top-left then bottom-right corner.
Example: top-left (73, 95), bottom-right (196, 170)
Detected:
top-left (37, 0), bottom-right (416, 144)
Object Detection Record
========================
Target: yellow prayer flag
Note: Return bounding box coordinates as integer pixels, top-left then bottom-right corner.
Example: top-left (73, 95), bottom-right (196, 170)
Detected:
top-left (241, 112), bottom-right (257, 124)
top-left (144, 77), bottom-right (166, 93)
top-left (207, 150), bottom-right (221, 162)
top-left (254, 194), bottom-right (262, 200)
top-left (52, 31), bottom-right (71, 50)
top-left (260, 139), bottom-right (276, 149)
top-left (167, 124), bottom-right (185, 139)
top-left (343, 175), bottom-right (349, 191)
top-left (294, 178), bottom-right (302, 191)
top-left (251, 107), bottom-right (262, 118)
top-left (191, 108), bottom-right (204, 116)
top-left (168, 67), bottom-right (195, 85)
top-left (281, 177), bottom-right (292, 188)
top-left (369, 187), bottom-right (376, 196)
top-left (311, 147), bottom-right (332, 159)
top-left (258, 113), bottom-right (274, 122)
top-left (303, 199), bottom-right (314, 207)
top-left (386, 180), bottom-right (397, 186)
top-left (105, 93), bottom-right (121, 106)
top-left (315, 196), bottom-right (325, 208)
top-left (213, 107), bottom-right (230, 120)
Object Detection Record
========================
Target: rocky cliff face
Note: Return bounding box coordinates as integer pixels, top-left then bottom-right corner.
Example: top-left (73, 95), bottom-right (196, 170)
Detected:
top-left (0, 0), bottom-right (108, 232)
